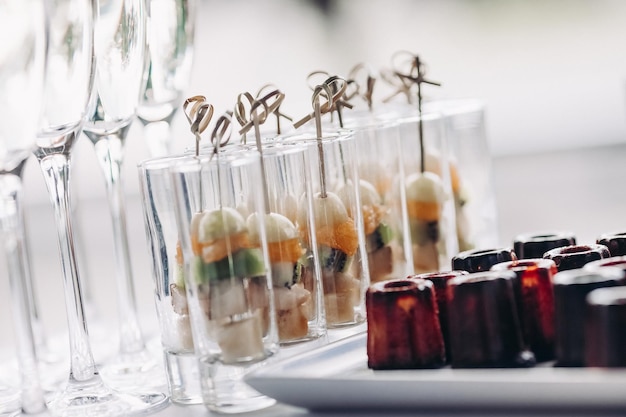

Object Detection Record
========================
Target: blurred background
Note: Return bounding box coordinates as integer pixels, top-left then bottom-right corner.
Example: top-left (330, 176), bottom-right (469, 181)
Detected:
top-left (3, 0), bottom-right (626, 353)
top-left (20, 0), bottom-right (626, 205)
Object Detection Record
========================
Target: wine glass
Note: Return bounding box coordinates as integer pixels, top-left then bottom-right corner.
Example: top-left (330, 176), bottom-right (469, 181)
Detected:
top-left (137, 0), bottom-right (197, 158)
top-left (0, 1), bottom-right (47, 414)
top-left (81, 0), bottom-right (167, 393)
top-left (33, 0), bottom-right (167, 414)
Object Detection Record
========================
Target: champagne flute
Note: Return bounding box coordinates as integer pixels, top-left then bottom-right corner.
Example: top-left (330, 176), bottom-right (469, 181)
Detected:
top-left (137, 0), bottom-right (197, 158)
top-left (34, 0), bottom-right (166, 414)
top-left (0, 1), bottom-right (47, 414)
top-left (81, 0), bottom-right (167, 392)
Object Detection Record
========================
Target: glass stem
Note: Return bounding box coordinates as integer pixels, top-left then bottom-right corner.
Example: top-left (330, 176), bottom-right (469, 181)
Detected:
top-left (37, 151), bottom-right (98, 383)
top-left (0, 171), bottom-right (46, 414)
top-left (92, 129), bottom-right (145, 355)
top-left (143, 120), bottom-right (172, 159)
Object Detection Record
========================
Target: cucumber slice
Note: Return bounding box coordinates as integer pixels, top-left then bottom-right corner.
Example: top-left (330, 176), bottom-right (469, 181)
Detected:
top-left (319, 245), bottom-right (352, 273)
top-left (196, 248), bottom-right (266, 283)
top-left (366, 222), bottom-right (394, 252)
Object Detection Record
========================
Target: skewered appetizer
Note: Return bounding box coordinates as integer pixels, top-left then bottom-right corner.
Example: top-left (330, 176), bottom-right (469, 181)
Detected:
top-left (299, 191), bottom-right (361, 326)
top-left (247, 211), bottom-right (313, 343)
top-left (339, 180), bottom-right (394, 283)
top-left (405, 171), bottom-right (446, 273)
top-left (424, 152), bottom-right (473, 252)
top-left (189, 207), bottom-right (269, 364)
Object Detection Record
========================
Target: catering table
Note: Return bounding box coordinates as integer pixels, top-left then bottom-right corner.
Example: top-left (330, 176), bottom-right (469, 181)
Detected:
top-left (1, 142), bottom-right (626, 415)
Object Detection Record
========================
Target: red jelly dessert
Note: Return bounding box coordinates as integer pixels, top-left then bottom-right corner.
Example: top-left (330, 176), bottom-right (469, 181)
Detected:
top-left (491, 259), bottom-right (557, 361)
top-left (366, 278), bottom-right (445, 370)
top-left (585, 286), bottom-right (626, 367)
top-left (596, 231), bottom-right (626, 257)
top-left (553, 267), bottom-right (626, 367)
top-left (584, 256), bottom-right (626, 274)
top-left (447, 270), bottom-right (534, 368)
top-left (544, 244), bottom-right (610, 272)
top-left (513, 231), bottom-right (576, 259)
top-left (410, 270), bottom-right (468, 363)
top-left (451, 247), bottom-right (517, 273)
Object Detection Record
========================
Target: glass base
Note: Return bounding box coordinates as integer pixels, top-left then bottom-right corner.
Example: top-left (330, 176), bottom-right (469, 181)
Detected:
top-left (0, 385), bottom-right (21, 417)
top-left (47, 375), bottom-right (168, 417)
top-left (100, 349), bottom-right (167, 392)
top-left (163, 350), bottom-right (202, 405)
top-left (199, 360), bottom-right (275, 414)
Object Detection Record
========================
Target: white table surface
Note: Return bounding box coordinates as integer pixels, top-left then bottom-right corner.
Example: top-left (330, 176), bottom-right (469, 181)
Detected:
top-left (2, 142), bottom-right (626, 416)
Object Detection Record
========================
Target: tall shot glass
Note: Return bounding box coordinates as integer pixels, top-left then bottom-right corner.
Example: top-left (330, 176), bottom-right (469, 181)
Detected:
top-left (396, 111), bottom-right (459, 274)
top-left (425, 99), bottom-right (499, 250)
top-left (280, 131), bottom-right (369, 328)
top-left (230, 142), bottom-right (326, 344)
top-left (138, 155), bottom-right (202, 405)
top-left (345, 115), bottom-right (413, 282)
top-left (170, 151), bottom-right (279, 413)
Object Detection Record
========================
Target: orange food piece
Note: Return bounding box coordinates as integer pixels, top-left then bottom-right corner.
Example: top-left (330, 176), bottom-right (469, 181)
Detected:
top-left (267, 238), bottom-right (305, 264)
top-left (362, 204), bottom-right (387, 236)
top-left (314, 219), bottom-right (359, 256)
top-left (191, 234), bottom-right (202, 256)
top-left (176, 241), bottom-right (183, 265)
top-left (450, 164), bottom-right (461, 194)
top-left (407, 200), bottom-right (441, 222)
top-left (199, 232), bottom-right (252, 263)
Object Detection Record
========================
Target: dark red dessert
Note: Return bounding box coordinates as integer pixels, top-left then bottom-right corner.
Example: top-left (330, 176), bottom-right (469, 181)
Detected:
top-left (366, 278), bottom-right (445, 370)
top-left (585, 286), bottom-right (626, 367)
top-left (543, 244), bottom-right (610, 272)
top-left (584, 256), bottom-right (626, 273)
top-left (446, 270), bottom-right (534, 368)
top-left (553, 267), bottom-right (626, 367)
top-left (513, 231), bottom-right (576, 259)
top-left (491, 259), bottom-right (557, 361)
top-left (596, 232), bottom-right (626, 257)
top-left (451, 247), bottom-right (517, 273)
top-left (410, 270), bottom-right (468, 363)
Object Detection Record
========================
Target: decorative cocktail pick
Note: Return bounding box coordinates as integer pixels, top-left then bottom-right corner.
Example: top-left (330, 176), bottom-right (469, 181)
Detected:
top-left (294, 76), bottom-right (347, 197)
top-left (235, 86), bottom-right (292, 142)
top-left (294, 75), bottom-right (349, 130)
top-left (183, 95), bottom-right (214, 156)
top-left (391, 52), bottom-right (442, 173)
top-left (238, 89), bottom-right (285, 138)
top-left (301, 71), bottom-right (354, 129)
top-left (209, 109), bottom-right (234, 158)
top-left (234, 92), bottom-right (255, 144)
top-left (257, 84), bottom-right (293, 135)
top-left (347, 63), bottom-right (377, 112)
top-left (248, 90), bottom-right (286, 213)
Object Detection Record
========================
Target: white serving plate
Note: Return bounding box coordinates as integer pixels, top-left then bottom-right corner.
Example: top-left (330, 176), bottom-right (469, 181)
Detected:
top-left (245, 332), bottom-right (626, 412)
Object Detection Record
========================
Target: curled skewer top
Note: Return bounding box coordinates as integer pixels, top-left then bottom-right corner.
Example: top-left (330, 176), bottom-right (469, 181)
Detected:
top-left (382, 51), bottom-right (441, 104)
top-left (294, 75), bottom-right (351, 129)
top-left (237, 89), bottom-right (286, 136)
top-left (347, 63), bottom-right (377, 110)
top-left (209, 110), bottom-right (234, 156)
top-left (183, 95), bottom-right (214, 156)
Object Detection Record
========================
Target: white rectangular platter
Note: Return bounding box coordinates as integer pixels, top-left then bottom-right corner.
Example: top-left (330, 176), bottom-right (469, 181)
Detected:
top-left (245, 332), bottom-right (626, 413)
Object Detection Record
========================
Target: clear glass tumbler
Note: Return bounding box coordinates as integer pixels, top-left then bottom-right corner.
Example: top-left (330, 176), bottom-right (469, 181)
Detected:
top-left (425, 99), bottom-right (500, 250)
top-left (343, 113), bottom-right (413, 282)
top-left (138, 155), bottom-right (202, 405)
top-left (394, 111), bottom-right (459, 274)
top-left (280, 131), bottom-right (369, 328)
top-left (170, 151), bottom-right (279, 413)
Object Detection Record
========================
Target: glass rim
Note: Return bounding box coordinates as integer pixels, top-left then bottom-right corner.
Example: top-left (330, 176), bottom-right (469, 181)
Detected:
top-left (137, 153), bottom-right (190, 171)
top-left (273, 129), bottom-right (354, 144)
top-left (169, 149), bottom-right (261, 174)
